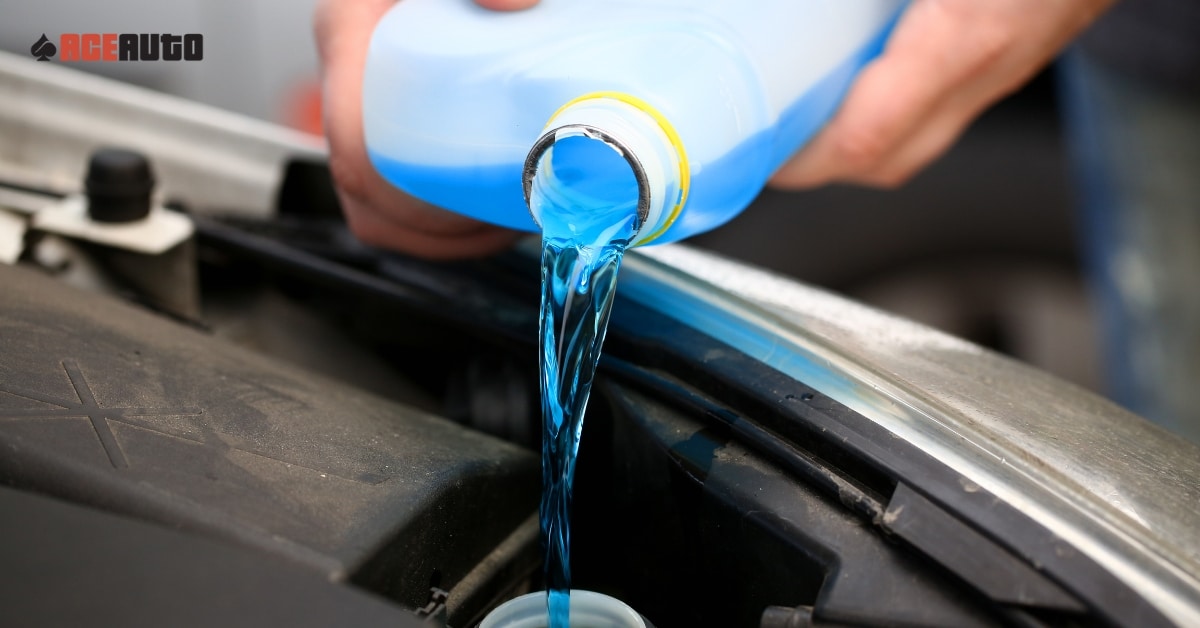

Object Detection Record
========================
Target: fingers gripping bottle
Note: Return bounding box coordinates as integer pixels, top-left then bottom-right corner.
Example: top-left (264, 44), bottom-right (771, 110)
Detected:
top-left (364, 0), bottom-right (907, 246)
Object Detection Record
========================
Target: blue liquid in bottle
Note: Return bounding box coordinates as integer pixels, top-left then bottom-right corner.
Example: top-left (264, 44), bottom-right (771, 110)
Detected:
top-left (533, 135), bottom-right (641, 628)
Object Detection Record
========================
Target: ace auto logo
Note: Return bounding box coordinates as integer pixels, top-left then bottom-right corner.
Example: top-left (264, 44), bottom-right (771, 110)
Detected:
top-left (31, 32), bottom-right (203, 62)
top-left (30, 34), bottom-right (56, 61)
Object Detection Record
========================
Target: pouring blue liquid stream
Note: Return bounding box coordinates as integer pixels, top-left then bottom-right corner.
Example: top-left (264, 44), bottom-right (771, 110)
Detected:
top-left (361, 6), bottom-right (906, 625)
top-left (532, 135), bottom-right (642, 627)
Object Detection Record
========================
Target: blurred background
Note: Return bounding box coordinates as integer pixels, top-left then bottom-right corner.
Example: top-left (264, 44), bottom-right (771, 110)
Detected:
top-left (0, 0), bottom-right (1102, 395)
top-left (0, 0), bottom-right (325, 128)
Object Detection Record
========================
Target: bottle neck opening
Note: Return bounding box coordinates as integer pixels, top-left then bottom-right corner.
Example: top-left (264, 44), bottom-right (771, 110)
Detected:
top-left (524, 96), bottom-right (683, 246)
top-left (524, 125), bottom-right (648, 240)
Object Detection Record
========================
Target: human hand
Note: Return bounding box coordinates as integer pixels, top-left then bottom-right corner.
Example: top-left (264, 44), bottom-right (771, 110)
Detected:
top-left (315, 0), bottom-right (538, 260)
top-left (771, 0), bottom-right (1114, 189)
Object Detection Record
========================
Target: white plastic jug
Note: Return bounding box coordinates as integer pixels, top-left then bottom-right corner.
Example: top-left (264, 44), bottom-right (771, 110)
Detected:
top-left (364, 0), bottom-right (906, 246)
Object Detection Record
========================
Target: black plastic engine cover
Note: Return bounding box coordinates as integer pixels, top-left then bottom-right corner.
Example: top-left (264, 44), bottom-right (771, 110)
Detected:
top-left (0, 263), bottom-right (538, 612)
top-left (0, 486), bottom-right (426, 628)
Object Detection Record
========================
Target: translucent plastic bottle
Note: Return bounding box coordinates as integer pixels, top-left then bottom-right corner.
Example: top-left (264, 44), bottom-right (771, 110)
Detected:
top-left (364, 0), bottom-right (906, 246)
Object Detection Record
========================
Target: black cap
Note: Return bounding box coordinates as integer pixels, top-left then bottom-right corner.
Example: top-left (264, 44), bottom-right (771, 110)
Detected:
top-left (85, 148), bottom-right (155, 223)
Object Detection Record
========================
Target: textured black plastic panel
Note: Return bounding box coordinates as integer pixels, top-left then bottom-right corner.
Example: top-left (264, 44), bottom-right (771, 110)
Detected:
top-left (0, 263), bottom-right (538, 610)
top-left (0, 486), bottom-right (425, 627)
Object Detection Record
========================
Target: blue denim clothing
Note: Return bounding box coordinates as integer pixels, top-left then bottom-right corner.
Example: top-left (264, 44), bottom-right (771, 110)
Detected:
top-left (1059, 48), bottom-right (1200, 443)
